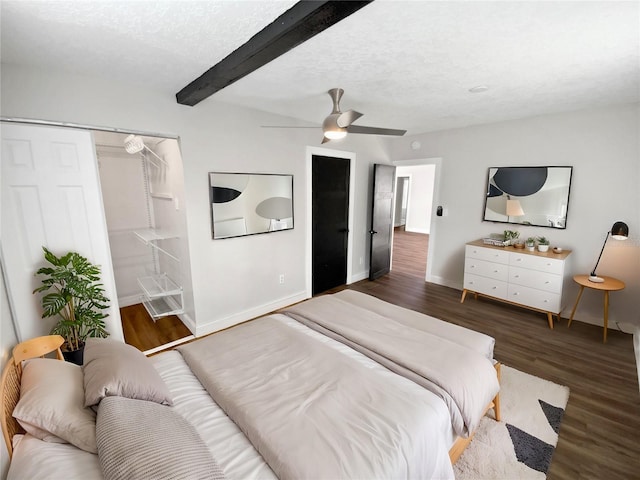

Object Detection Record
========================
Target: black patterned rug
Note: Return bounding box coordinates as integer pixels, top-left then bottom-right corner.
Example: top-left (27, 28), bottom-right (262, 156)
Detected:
top-left (454, 365), bottom-right (569, 479)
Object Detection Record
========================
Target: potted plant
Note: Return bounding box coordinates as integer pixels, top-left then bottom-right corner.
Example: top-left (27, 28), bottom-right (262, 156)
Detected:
top-left (525, 237), bottom-right (536, 251)
top-left (536, 236), bottom-right (550, 252)
top-left (503, 230), bottom-right (520, 245)
top-left (33, 247), bottom-right (110, 365)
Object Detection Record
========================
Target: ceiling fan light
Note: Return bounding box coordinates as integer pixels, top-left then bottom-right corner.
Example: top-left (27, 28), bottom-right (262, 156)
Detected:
top-left (324, 129), bottom-right (347, 140)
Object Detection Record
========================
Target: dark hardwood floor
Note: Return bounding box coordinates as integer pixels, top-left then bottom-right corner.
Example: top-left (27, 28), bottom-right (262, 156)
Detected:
top-left (392, 227), bottom-right (429, 278)
top-left (341, 272), bottom-right (640, 480)
top-left (120, 303), bottom-right (192, 352)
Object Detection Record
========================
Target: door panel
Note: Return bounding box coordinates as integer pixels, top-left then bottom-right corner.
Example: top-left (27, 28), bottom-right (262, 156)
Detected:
top-left (1, 123), bottom-right (122, 342)
top-left (312, 155), bottom-right (350, 295)
top-left (369, 164), bottom-right (396, 280)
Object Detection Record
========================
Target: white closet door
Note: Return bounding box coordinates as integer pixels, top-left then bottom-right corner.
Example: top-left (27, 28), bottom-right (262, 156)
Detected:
top-left (1, 123), bottom-right (123, 342)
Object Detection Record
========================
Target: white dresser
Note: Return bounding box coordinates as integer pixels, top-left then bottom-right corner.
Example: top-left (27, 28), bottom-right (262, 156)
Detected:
top-left (461, 239), bottom-right (572, 328)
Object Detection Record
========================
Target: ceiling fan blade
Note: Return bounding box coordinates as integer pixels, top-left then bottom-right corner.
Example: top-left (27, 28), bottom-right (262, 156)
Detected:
top-left (337, 110), bottom-right (363, 128)
top-left (261, 125), bottom-right (319, 129)
top-left (346, 125), bottom-right (407, 136)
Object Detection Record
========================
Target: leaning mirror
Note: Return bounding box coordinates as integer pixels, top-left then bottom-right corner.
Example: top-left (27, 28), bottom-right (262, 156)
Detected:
top-left (209, 172), bottom-right (294, 239)
top-left (483, 166), bottom-right (573, 229)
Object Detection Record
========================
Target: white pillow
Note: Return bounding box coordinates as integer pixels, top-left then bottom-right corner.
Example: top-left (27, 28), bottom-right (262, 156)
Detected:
top-left (13, 358), bottom-right (97, 453)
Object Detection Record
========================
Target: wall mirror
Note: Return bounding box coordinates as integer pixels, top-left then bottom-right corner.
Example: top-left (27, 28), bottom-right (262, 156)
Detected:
top-left (209, 172), bottom-right (294, 239)
top-left (483, 166), bottom-right (573, 229)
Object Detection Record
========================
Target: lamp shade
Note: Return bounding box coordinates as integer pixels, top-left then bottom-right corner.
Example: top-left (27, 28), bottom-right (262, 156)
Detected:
top-left (506, 199), bottom-right (524, 217)
top-left (611, 221), bottom-right (629, 240)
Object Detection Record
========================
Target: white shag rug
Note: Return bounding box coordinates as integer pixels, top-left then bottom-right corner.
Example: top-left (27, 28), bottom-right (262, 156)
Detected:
top-left (454, 365), bottom-right (569, 479)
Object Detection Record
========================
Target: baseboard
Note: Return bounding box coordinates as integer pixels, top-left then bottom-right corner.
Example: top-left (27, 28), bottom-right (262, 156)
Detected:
top-left (428, 276), bottom-right (460, 290)
top-left (349, 270), bottom-right (369, 283)
top-left (405, 227), bottom-right (429, 234)
top-left (117, 294), bottom-right (141, 308)
top-left (195, 291), bottom-right (309, 337)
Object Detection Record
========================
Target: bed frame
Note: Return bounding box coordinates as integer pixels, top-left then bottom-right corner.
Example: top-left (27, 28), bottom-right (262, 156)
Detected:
top-left (1, 335), bottom-right (501, 466)
top-left (1, 335), bottom-right (64, 458)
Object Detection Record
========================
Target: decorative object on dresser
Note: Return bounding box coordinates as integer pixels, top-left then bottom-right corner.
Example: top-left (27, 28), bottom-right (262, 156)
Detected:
top-left (568, 275), bottom-right (625, 343)
top-left (32, 248), bottom-right (110, 365)
top-left (461, 240), bottom-right (572, 328)
top-left (588, 221), bottom-right (629, 283)
top-left (525, 237), bottom-right (536, 252)
top-left (536, 236), bottom-right (550, 252)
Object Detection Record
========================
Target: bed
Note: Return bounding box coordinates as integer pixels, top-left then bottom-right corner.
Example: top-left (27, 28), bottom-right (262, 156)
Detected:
top-left (2, 292), bottom-right (500, 479)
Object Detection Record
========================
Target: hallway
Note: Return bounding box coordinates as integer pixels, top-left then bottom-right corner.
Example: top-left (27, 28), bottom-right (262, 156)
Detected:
top-left (391, 227), bottom-right (429, 279)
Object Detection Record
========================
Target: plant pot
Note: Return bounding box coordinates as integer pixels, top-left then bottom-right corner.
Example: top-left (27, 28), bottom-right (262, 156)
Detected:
top-left (537, 245), bottom-right (549, 252)
top-left (526, 245), bottom-right (535, 251)
top-left (62, 343), bottom-right (85, 365)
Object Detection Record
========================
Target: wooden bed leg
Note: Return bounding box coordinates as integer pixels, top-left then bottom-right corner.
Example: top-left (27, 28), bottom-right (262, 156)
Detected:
top-left (493, 362), bottom-right (501, 422)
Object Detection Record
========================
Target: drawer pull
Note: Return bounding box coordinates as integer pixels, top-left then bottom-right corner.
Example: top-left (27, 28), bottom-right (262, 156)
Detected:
top-left (514, 275), bottom-right (520, 278)
top-left (544, 300), bottom-right (549, 303)
top-left (516, 258), bottom-right (522, 262)
top-left (469, 281), bottom-right (474, 285)
top-left (513, 292), bottom-right (519, 296)
top-left (545, 281), bottom-right (550, 284)
top-left (492, 286), bottom-right (497, 290)
top-left (547, 263), bottom-right (551, 266)
top-left (494, 270), bottom-right (499, 273)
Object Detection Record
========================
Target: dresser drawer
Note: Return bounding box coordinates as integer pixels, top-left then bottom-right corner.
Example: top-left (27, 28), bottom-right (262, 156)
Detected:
top-left (507, 284), bottom-right (561, 312)
top-left (465, 245), bottom-right (509, 265)
top-left (509, 266), bottom-right (562, 294)
top-left (464, 273), bottom-right (508, 299)
top-left (465, 258), bottom-right (509, 282)
top-left (509, 252), bottom-right (564, 275)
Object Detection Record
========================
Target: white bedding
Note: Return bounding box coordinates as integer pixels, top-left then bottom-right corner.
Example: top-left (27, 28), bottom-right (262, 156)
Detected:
top-left (7, 316), bottom-right (457, 479)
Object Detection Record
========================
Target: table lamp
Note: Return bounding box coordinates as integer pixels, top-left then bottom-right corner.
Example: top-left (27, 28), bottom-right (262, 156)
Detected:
top-left (589, 221), bottom-right (629, 283)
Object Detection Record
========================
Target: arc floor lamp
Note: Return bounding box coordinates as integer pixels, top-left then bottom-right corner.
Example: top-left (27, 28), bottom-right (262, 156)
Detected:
top-left (589, 221), bottom-right (629, 283)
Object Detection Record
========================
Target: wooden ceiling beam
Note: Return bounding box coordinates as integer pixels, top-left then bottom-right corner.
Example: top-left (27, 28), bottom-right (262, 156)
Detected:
top-left (176, 0), bottom-right (373, 106)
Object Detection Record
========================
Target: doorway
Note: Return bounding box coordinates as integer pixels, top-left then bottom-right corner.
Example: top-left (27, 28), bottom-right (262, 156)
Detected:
top-left (93, 130), bottom-right (194, 353)
top-left (391, 161), bottom-right (438, 281)
top-left (311, 154), bottom-right (350, 295)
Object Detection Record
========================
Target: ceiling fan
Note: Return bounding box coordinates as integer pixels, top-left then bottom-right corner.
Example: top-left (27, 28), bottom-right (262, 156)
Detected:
top-left (264, 88), bottom-right (407, 143)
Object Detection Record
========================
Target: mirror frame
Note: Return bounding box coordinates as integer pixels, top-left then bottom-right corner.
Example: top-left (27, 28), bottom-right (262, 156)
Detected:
top-left (482, 166), bottom-right (573, 229)
top-left (209, 172), bottom-right (294, 239)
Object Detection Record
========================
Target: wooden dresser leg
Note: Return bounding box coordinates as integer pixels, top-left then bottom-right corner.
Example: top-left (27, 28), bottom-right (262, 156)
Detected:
top-left (546, 312), bottom-right (554, 329)
top-left (460, 289), bottom-right (468, 303)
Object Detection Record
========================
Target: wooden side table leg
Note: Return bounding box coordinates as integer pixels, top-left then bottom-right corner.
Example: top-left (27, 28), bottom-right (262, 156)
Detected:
top-left (460, 289), bottom-right (468, 303)
top-left (603, 291), bottom-right (609, 343)
top-left (568, 285), bottom-right (584, 328)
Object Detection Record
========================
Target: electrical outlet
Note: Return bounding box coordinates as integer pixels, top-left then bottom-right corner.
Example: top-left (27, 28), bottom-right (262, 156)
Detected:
top-left (279, 274), bottom-right (285, 284)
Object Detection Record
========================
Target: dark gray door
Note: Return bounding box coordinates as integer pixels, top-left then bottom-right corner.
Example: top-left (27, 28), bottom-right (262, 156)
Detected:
top-left (312, 155), bottom-right (350, 295)
top-left (369, 164), bottom-right (396, 280)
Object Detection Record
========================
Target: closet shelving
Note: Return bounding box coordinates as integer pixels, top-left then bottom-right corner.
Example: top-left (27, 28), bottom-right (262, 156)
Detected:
top-left (133, 228), bottom-right (184, 320)
top-left (133, 228), bottom-right (180, 262)
top-left (127, 138), bottom-right (185, 321)
top-left (138, 274), bottom-right (184, 319)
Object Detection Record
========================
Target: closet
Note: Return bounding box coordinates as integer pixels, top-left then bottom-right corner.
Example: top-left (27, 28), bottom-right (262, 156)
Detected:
top-left (94, 131), bottom-right (193, 339)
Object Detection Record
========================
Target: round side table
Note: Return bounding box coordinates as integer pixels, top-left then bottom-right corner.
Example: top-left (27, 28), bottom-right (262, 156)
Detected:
top-left (568, 274), bottom-right (625, 343)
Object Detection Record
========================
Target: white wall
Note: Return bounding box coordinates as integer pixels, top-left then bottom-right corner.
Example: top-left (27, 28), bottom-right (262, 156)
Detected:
top-left (391, 103), bottom-right (640, 330)
top-left (395, 164), bottom-right (435, 234)
top-left (0, 64), bottom-right (391, 338)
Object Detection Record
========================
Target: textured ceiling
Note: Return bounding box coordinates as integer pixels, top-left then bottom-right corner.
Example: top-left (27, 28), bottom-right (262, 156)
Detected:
top-left (1, 1), bottom-right (638, 135)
